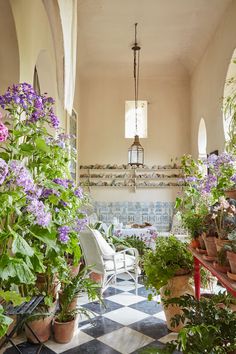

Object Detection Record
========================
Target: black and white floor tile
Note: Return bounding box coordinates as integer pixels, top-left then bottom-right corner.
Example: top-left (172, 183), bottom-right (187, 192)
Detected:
top-left (1, 273), bottom-right (182, 354)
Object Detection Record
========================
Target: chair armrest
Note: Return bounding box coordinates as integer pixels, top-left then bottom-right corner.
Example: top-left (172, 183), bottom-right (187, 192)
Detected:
top-left (114, 247), bottom-right (139, 258)
top-left (109, 243), bottom-right (116, 251)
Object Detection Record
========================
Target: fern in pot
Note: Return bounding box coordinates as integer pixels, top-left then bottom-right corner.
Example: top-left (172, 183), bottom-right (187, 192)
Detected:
top-left (54, 266), bottom-right (101, 343)
top-left (144, 236), bottom-right (193, 332)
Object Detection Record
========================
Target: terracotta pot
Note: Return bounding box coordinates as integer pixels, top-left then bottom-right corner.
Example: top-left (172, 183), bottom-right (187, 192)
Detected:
top-left (70, 262), bottom-right (81, 278)
top-left (198, 234), bottom-right (206, 249)
top-left (202, 234), bottom-right (217, 257)
top-left (90, 272), bottom-right (103, 283)
top-left (25, 315), bottom-right (53, 343)
top-left (160, 274), bottom-right (194, 332)
top-left (25, 300), bottom-right (56, 343)
top-left (225, 189), bottom-right (236, 199)
top-left (54, 318), bottom-right (76, 343)
top-left (227, 251), bottom-right (236, 274)
top-left (215, 238), bottom-right (231, 253)
top-left (212, 261), bottom-right (230, 274)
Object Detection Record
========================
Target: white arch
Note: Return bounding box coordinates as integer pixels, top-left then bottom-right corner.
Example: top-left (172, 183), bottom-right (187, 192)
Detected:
top-left (198, 118), bottom-right (207, 158)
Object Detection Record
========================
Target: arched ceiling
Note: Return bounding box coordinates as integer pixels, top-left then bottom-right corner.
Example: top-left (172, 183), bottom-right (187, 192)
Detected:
top-left (77, 0), bottom-right (232, 78)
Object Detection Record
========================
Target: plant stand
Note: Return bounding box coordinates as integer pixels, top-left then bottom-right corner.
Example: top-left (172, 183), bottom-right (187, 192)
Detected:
top-left (189, 247), bottom-right (236, 299)
top-left (0, 295), bottom-right (45, 354)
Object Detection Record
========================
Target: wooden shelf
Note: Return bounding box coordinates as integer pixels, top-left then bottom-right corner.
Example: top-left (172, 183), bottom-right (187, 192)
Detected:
top-left (79, 165), bottom-right (183, 190)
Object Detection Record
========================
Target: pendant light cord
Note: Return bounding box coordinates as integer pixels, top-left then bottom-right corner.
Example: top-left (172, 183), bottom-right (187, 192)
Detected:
top-left (133, 23), bottom-right (140, 134)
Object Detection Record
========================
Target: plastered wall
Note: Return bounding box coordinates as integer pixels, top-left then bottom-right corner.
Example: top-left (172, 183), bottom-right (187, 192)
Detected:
top-left (191, 0), bottom-right (236, 157)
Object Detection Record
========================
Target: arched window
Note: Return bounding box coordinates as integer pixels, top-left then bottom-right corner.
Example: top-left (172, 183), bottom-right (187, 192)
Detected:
top-left (198, 118), bottom-right (207, 159)
top-left (223, 48), bottom-right (236, 145)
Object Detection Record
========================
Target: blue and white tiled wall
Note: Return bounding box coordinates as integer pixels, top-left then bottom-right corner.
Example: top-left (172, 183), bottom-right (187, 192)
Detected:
top-left (93, 201), bottom-right (174, 231)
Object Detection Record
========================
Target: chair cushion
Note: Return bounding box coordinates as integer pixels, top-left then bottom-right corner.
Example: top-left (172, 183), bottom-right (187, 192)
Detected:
top-left (104, 254), bottom-right (135, 271)
top-left (92, 229), bottom-right (115, 259)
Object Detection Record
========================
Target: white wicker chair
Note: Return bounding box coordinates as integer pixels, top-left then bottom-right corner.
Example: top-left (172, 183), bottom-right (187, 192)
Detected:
top-left (79, 227), bottom-right (140, 293)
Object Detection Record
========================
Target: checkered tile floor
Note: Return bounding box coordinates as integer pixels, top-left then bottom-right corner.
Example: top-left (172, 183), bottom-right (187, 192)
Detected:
top-left (2, 273), bottom-right (182, 354)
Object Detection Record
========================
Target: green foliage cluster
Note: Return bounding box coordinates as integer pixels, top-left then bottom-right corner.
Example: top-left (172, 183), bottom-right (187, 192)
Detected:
top-left (56, 266), bottom-right (100, 323)
top-left (162, 293), bottom-right (236, 354)
top-left (143, 236), bottom-right (193, 295)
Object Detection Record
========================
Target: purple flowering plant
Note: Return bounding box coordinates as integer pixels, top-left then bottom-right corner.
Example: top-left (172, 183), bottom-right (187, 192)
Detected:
top-left (176, 153), bottom-right (236, 240)
top-left (0, 83), bottom-right (88, 296)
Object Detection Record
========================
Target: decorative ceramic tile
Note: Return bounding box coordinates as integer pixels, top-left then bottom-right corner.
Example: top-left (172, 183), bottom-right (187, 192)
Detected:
top-left (103, 307), bottom-right (149, 326)
top-left (99, 327), bottom-right (154, 354)
top-left (94, 201), bottom-right (174, 231)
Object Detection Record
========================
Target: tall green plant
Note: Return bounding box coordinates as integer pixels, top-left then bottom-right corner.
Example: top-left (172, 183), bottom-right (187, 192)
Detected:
top-left (0, 83), bottom-right (88, 299)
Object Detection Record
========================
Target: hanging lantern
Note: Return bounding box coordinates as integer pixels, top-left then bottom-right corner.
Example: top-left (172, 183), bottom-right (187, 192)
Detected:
top-left (128, 135), bottom-right (144, 166)
top-left (128, 23), bottom-right (144, 166)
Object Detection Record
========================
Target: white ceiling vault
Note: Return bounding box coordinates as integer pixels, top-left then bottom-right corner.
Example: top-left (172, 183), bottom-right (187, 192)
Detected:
top-left (77, 0), bottom-right (232, 78)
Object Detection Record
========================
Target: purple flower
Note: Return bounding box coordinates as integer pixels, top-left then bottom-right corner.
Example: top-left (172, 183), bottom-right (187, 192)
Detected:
top-left (9, 160), bottom-right (34, 192)
top-left (53, 178), bottom-right (74, 189)
top-left (231, 174), bottom-right (236, 184)
top-left (0, 158), bottom-right (8, 184)
top-left (0, 121), bottom-right (8, 142)
top-left (0, 83), bottom-right (60, 129)
top-left (74, 214), bottom-right (88, 232)
top-left (41, 188), bottom-right (60, 198)
top-left (74, 187), bottom-right (83, 199)
top-left (58, 226), bottom-right (70, 243)
top-left (27, 199), bottom-right (51, 227)
top-left (49, 113), bottom-right (59, 128)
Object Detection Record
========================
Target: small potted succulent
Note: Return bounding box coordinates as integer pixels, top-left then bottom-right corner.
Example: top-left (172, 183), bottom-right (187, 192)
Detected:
top-left (144, 236), bottom-right (193, 332)
top-left (54, 267), bottom-right (100, 343)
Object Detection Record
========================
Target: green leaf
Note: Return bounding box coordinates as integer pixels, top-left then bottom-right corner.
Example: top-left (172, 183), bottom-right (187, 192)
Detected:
top-left (11, 231), bottom-right (34, 257)
top-left (35, 138), bottom-right (50, 153)
top-left (20, 143), bottom-right (35, 152)
top-left (0, 152), bottom-right (9, 161)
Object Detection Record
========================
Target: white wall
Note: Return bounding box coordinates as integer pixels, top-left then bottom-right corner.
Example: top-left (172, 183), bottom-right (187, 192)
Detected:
top-left (191, 0), bottom-right (236, 157)
top-left (10, 0), bottom-right (66, 128)
top-left (77, 74), bottom-right (190, 202)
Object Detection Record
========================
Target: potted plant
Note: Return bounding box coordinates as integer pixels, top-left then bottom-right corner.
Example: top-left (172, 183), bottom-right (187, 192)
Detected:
top-left (54, 266), bottom-right (100, 343)
top-left (144, 236), bottom-right (193, 332)
top-left (224, 230), bottom-right (236, 279)
top-left (159, 293), bottom-right (236, 354)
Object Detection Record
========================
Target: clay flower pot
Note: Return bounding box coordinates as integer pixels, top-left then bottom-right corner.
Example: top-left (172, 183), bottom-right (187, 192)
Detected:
top-left (198, 234), bottom-right (206, 250)
top-left (25, 301), bottom-right (56, 343)
top-left (25, 316), bottom-right (53, 343)
top-left (54, 318), bottom-right (76, 343)
top-left (225, 189), bottom-right (236, 199)
top-left (212, 261), bottom-right (230, 274)
top-left (202, 234), bottom-right (217, 257)
top-left (160, 274), bottom-right (194, 332)
top-left (227, 251), bottom-right (236, 274)
top-left (215, 238), bottom-right (231, 253)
